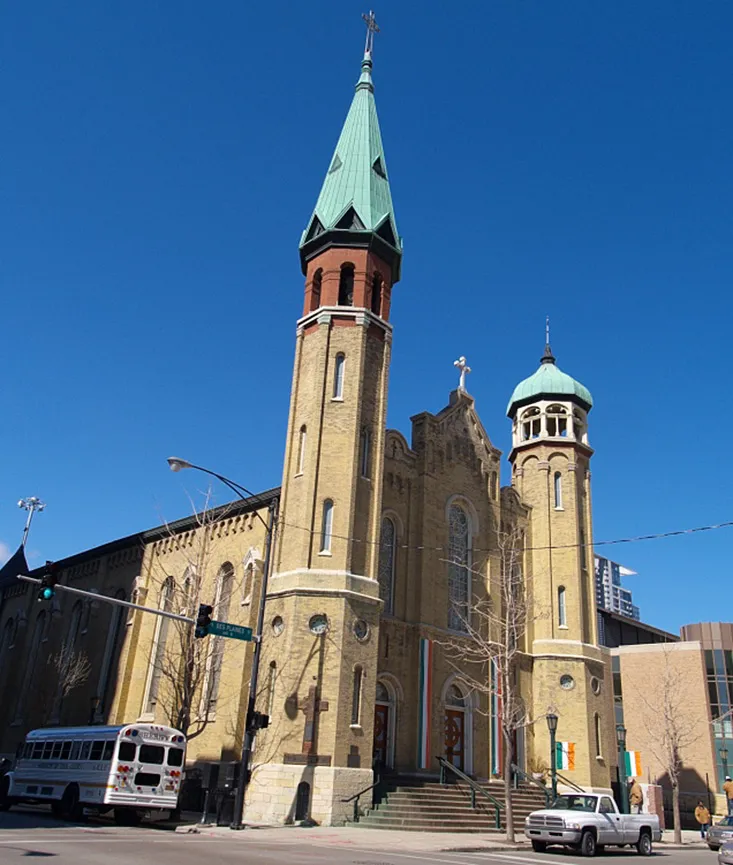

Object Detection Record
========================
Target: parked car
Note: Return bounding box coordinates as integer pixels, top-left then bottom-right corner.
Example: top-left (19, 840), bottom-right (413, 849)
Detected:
top-left (524, 793), bottom-right (661, 857)
top-left (719, 839), bottom-right (733, 865)
top-left (709, 817), bottom-right (733, 851)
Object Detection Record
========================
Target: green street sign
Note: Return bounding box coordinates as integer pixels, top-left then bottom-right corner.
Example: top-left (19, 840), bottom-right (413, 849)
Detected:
top-left (208, 620), bottom-right (253, 641)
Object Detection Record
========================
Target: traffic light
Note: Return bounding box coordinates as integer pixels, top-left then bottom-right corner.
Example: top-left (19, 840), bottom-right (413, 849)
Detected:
top-left (195, 604), bottom-right (213, 639)
top-left (37, 561), bottom-right (58, 602)
top-left (249, 711), bottom-right (270, 732)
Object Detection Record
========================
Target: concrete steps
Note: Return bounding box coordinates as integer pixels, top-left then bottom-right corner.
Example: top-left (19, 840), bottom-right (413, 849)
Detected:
top-left (357, 778), bottom-right (548, 833)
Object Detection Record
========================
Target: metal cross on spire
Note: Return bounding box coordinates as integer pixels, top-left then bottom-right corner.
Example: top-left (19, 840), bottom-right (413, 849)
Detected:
top-left (454, 356), bottom-right (471, 392)
top-left (546, 315), bottom-right (551, 348)
top-left (542, 315), bottom-right (556, 364)
top-left (362, 10), bottom-right (380, 55)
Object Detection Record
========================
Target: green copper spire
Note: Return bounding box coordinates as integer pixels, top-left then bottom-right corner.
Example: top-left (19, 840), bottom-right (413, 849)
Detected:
top-left (300, 25), bottom-right (402, 280)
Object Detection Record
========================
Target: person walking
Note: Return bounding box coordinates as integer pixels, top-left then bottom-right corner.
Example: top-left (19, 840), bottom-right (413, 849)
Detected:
top-left (629, 779), bottom-right (643, 814)
top-left (724, 776), bottom-right (733, 816)
top-left (695, 801), bottom-right (711, 839)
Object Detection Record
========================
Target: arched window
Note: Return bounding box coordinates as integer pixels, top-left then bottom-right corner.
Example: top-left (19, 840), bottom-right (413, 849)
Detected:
top-left (67, 601), bottom-right (84, 649)
top-left (0, 618), bottom-right (16, 693)
top-left (15, 610), bottom-right (47, 722)
top-left (370, 273), bottom-right (382, 316)
top-left (378, 517), bottom-right (396, 614)
top-left (333, 354), bottom-right (345, 399)
top-left (351, 666), bottom-right (363, 725)
top-left (320, 500), bottom-right (334, 553)
top-left (267, 661), bottom-right (277, 716)
top-left (446, 683), bottom-right (467, 707)
top-left (448, 504), bottom-right (471, 632)
top-left (338, 264), bottom-right (354, 306)
top-left (242, 561), bottom-right (254, 605)
top-left (558, 586), bottom-right (567, 628)
top-left (554, 471), bottom-right (563, 509)
top-left (594, 713), bottom-right (602, 757)
top-left (96, 589), bottom-right (127, 721)
top-left (310, 268), bottom-right (322, 312)
top-left (547, 404), bottom-right (568, 437)
top-left (145, 577), bottom-right (174, 714)
top-left (207, 562), bottom-right (234, 712)
top-left (360, 427), bottom-right (371, 478)
top-left (490, 471), bottom-right (498, 501)
top-left (297, 425), bottom-right (307, 475)
top-left (521, 407), bottom-right (541, 441)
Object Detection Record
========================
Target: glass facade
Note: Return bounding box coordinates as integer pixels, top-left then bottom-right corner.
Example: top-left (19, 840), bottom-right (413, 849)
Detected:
top-left (706, 648), bottom-right (733, 787)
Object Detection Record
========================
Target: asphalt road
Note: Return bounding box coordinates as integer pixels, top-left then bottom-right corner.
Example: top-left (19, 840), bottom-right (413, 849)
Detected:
top-left (0, 809), bottom-right (715, 865)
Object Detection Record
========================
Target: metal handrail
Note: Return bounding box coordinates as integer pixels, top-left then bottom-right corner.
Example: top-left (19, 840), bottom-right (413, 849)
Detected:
top-left (510, 763), bottom-right (551, 807)
top-left (341, 776), bottom-right (383, 823)
top-left (436, 756), bottom-right (502, 830)
top-left (555, 771), bottom-right (585, 793)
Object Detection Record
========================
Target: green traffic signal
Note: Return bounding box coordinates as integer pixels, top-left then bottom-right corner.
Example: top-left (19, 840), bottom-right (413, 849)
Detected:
top-left (41, 587), bottom-right (54, 600)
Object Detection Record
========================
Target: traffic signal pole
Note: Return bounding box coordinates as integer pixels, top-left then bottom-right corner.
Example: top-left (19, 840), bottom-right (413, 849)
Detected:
top-left (16, 574), bottom-right (195, 625)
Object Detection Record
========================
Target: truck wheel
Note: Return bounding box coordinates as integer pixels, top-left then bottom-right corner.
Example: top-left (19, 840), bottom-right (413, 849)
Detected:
top-left (531, 841), bottom-right (547, 852)
top-left (580, 829), bottom-right (597, 857)
top-left (636, 830), bottom-right (652, 856)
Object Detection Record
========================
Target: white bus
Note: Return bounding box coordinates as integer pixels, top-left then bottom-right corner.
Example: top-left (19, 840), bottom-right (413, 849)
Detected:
top-left (1, 724), bottom-right (186, 823)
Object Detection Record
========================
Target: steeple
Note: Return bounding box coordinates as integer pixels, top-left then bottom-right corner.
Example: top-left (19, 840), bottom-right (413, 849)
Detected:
top-left (300, 16), bottom-right (402, 281)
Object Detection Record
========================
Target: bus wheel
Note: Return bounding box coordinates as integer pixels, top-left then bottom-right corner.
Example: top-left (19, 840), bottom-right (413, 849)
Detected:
top-left (114, 809), bottom-right (141, 826)
top-left (0, 776), bottom-right (11, 812)
top-left (51, 800), bottom-right (64, 818)
top-left (60, 784), bottom-right (83, 822)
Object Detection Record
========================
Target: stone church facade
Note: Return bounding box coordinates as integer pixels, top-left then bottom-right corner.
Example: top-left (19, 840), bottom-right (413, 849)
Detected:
top-left (0, 29), bottom-right (617, 826)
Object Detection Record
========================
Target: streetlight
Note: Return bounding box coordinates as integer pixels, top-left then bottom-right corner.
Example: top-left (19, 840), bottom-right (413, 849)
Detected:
top-left (721, 747), bottom-right (729, 783)
top-left (546, 712), bottom-right (558, 802)
top-left (616, 724), bottom-right (629, 814)
top-left (18, 497), bottom-right (45, 547)
top-left (167, 457), bottom-right (278, 830)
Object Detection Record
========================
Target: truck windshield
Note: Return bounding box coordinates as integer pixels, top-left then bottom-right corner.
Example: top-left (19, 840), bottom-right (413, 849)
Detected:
top-left (551, 795), bottom-right (597, 812)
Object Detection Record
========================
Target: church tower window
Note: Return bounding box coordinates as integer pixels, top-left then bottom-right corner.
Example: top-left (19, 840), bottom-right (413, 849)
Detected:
top-left (333, 354), bottom-right (345, 400)
top-left (447, 504), bottom-right (471, 632)
top-left (554, 472), bottom-right (563, 510)
top-left (360, 427), bottom-right (371, 478)
top-left (558, 585), bottom-right (567, 628)
top-left (521, 407), bottom-right (541, 441)
top-left (547, 404), bottom-right (568, 437)
top-left (351, 665), bottom-right (363, 725)
top-left (338, 264), bottom-right (354, 306)
top-left (310, 269), bottom-right (322, 312)
top-left (378, 517), bottom-right (396, 614)
top-left (371, 273), bottom-right (382, 316)
top-left (320, 500), bottom-right (334, 553)
top-left (594, 713), bottom-right (602, 757)
top-left (267, 661), bottom-right (277, 716)
top-left (297, 425), bottom-right (307, 475)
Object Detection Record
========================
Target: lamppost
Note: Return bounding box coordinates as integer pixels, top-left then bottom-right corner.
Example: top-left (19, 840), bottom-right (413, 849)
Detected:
top-left (167, 457), bottom-right (278, 830)
top-left (617, 724), bottom-right (629, 814)
top-left (18, 497), bottom-right (45, 547)
top-left (546, 712), bottom-right (558, 802)
top-left (721, 747), bottom-right (729, 783)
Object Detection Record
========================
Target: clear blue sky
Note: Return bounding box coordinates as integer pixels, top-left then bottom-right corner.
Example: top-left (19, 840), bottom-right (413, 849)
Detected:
top-left (2, 2), bottom-right (731, 634)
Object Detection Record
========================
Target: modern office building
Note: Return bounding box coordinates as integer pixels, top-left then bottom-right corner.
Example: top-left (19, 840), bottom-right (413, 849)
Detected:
top-left (595, 555), bottom-right (640, 620)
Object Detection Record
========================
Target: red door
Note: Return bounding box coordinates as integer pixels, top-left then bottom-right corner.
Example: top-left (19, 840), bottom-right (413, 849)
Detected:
top-left (373, 704), bottom-right (389, 769)
top-left (444, 709), bottom-right (465, 770)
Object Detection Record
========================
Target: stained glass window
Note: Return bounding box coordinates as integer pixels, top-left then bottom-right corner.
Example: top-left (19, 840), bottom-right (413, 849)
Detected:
top-left (448, 504), bottom-right (470, 632)
top-left (378, 518), bottom-right (396, 614)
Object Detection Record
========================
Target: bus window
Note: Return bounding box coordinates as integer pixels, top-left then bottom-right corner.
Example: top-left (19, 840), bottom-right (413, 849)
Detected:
top-left (23, 743), bottom-right (33, 758)
top-left (51, 742), bottom-right (62, 759)
top-left (118, 742), bottom-right (136, 761)
top-left (134, 772), bottom-right (161, 787)
top-left (90, 741), bottom-right (104, 761)
top-left (139, 745), bottom-right (164, 765)
top-left (42, 742), bottom-right (53, 760)
top-left (79, 741), bottom-right (91, 760)
top-left (103, 741), bottom-right (114, 761)
top-left (167, 747), bottom-right (184, 767)
top-left (60, 742), bottom-right (71, 760)
top-left (70, 741), bottom-right (81, 760)
top-left (32, 742), bottom-right (43, 759)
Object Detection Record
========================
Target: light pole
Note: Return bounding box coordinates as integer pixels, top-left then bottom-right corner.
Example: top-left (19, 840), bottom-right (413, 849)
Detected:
top-left (617, 724), bottom-right (629, 814)
top-left (167, 457), bottom-right (278, 830)
top-left (18, 497), bottom-right (45, 547)
top-left (546, 712), bottom-right (558, 802)
top-left (721, 747), bottom-right (729, 784)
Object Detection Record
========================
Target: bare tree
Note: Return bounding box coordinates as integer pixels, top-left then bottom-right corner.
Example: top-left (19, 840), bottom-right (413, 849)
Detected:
top-left (142, 492), bottom-right (248, 741)
top-left (49, 644), bottom-right (92, 699)
top-left (632, 646), bottom-right (698, 844)
top-left (440, 526), bottom-right (546, 842)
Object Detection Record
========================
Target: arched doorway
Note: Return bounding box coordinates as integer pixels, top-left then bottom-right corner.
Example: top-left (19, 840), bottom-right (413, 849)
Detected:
top-left (444, 683), bottom-right (469, 772)
top-left (373, 679), bottom-right (396, 772)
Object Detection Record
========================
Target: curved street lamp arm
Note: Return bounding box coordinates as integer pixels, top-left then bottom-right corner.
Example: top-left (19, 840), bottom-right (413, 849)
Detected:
top-left (182, 462), bottom-right (270, 531)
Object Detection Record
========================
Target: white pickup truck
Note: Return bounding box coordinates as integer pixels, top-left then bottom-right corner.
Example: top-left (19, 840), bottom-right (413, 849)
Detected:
top-left (524, 792), bottom-right (662, 857)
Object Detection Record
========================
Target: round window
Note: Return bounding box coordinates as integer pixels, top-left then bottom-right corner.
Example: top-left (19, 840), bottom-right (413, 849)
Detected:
top-left (590, 676), bottom-right (602, 695)
top-left (353, 619), bottom-right (369, 642)
top-left (271, 615), bottom-right (284, 636)
top-left (309, 614), bottom-right (329, 635)
top-left (560, 674), bottom-right (575, 691)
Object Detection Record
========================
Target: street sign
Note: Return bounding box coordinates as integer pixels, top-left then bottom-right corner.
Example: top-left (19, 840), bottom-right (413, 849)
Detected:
top-left (208, 620), bottom-right (253, 641)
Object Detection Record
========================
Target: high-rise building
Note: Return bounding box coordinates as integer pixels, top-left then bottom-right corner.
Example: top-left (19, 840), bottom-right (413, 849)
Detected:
top-left (595, 555), bottom-right (640, 620)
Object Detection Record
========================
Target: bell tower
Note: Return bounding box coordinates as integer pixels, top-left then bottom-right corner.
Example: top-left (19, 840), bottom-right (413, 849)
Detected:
top-left (508, 334), bottom-right (612, 790)
top-left (245, 15), bottom-right (403, 825)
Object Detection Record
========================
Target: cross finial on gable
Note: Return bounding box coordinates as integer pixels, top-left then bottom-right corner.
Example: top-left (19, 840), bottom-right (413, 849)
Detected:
top-left (454, 356), bottom-right (471, 392)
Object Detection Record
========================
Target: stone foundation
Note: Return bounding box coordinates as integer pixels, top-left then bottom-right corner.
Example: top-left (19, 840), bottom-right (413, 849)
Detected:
top-left (243, 763), bottom-right (373, 826)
